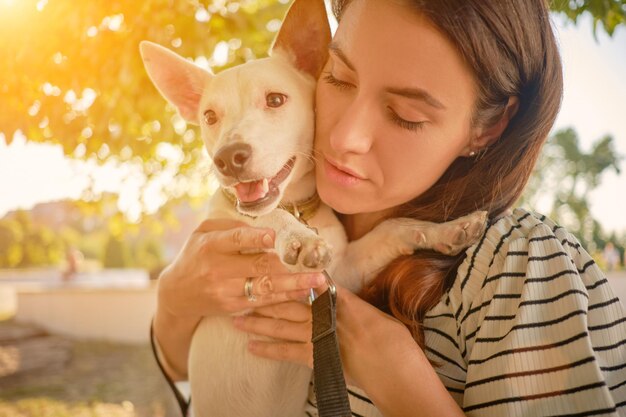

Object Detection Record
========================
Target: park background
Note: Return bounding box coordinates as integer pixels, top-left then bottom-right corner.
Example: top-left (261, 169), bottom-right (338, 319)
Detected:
top-left (0, 0), bottom-right (625, 416)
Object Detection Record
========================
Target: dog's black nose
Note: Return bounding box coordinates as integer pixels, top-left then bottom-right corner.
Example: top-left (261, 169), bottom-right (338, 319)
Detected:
top-left (213, 142), bottom-right (252, 177)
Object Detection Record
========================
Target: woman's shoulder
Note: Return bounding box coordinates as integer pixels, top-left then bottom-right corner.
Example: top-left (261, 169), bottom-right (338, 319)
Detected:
top-left (425, 209), bottom-right (626, 414)
top-left (458, 206), bottom-right (577, 278)
top-left (443, 207), bottom-right (606, 321)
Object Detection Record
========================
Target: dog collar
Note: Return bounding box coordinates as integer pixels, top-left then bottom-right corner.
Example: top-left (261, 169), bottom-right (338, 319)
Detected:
top-left (221, 188), bottom-right (321, 223)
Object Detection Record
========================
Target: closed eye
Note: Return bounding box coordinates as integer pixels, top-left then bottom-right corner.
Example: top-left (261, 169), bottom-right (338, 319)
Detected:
top-left (387, 107), bottom-right (426, 132)
top-left (322, 72), bottom-right (354, 91)
top-left (324, 71), bottom-right (425, 133)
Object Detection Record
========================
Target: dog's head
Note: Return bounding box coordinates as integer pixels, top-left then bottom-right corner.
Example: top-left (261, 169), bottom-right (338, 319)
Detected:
top-left (140, 0), bottom-right (330, 217)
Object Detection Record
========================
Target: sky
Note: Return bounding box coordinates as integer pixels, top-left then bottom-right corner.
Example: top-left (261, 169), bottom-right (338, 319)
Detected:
top-left (549, 15), bottom-right (626, 235)
top-left (0, 13), bottom-right (625, 233)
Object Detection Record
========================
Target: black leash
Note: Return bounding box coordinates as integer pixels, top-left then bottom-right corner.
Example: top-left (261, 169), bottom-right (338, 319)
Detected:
top-left (311, 271), bottom-right (352, 417)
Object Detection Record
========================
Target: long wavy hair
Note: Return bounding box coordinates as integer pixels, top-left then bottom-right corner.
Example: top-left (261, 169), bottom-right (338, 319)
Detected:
top-left (331, 0), bottom-right (563, 348)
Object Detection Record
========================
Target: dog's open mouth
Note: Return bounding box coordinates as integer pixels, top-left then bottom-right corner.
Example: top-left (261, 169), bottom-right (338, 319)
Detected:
top-left (231, 156), bottom-right (296, 210)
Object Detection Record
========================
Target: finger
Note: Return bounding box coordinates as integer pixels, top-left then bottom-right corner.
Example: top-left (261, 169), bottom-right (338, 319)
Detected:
top-left (194, 218), bottom-right (250, 233)
top-left (233, 315), bottom-right (311, 343)
top-left (226, 289), bottom-right (310, 313)
top-left (247, 340), bottom-right (313, 368)
top-left (252, 301), bottom-right (312, 323)
top-left (220, 272), bottom-right (325, 298)
top-left (310, 270), bottom-right (342, 295)
top-left (200, 226), bottom-right (276, 253)
top-left (209, 252), bottom-right (288, 279)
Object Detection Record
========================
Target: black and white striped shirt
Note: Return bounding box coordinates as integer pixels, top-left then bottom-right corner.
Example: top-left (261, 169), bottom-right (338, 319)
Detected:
top-left (304, 208), bottom-right (626, 416)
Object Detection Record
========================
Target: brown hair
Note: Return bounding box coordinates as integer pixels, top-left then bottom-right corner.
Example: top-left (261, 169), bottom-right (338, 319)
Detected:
top-left (332, 0), bottom-right (563, 348)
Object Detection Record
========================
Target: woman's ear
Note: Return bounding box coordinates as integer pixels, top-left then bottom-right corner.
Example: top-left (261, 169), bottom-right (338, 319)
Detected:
top-left (471, 96), bottom-right (520, 150)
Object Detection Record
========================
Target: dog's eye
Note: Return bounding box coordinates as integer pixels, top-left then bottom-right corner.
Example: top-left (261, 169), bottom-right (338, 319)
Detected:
top-left (204, 110), bottom-right (218, 125)
top-left (266, 93), bottom-right (287, 108)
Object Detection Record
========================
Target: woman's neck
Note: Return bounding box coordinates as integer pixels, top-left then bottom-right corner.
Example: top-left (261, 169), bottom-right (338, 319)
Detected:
top-left (338, 209), bottom-right (393, 241)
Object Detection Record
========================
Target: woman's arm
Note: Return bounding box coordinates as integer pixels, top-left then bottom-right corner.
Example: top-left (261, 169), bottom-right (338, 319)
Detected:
top-left (151, 218), bottom-right (323, 380)
top-left (153, 267), bottom-right (203, 380)
top-left (336, 288), bottom-right (465, 417)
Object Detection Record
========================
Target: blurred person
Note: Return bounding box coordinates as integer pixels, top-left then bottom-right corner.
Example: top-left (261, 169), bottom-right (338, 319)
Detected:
top-left (62, 246), bottom-right (83, 282)
top-left (604, 241), bottom-right (621, 272)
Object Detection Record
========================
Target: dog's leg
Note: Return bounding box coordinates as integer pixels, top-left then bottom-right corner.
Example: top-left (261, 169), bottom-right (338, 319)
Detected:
top-left (334, 211), bottom-right (488, 292)
top-left (253, 210), bottom-right (332, 271)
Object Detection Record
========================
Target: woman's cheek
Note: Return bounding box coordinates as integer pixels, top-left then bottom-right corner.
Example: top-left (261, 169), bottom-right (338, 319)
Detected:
top-left (314, 89), bottom-right (336, 148)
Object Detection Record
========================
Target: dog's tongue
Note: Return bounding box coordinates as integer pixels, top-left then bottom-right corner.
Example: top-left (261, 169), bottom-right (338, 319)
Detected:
top-left (234, 179), bottom-right (268, 203)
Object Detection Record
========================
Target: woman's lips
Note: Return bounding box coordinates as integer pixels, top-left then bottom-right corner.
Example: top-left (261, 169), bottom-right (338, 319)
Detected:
top-left (323, 156), bottom-right (364, 187)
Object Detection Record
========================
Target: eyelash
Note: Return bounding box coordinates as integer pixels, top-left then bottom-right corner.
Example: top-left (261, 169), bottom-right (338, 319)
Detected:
top-left (322, 72), bottom-right (353, 91)
top-left (387, 108), bottom-right (426, 132)
top-left (323, 72), bottom-right (426, 133)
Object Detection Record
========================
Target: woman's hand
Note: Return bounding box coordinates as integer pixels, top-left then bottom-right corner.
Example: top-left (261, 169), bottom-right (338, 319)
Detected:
top-left (233, 283), bottom-right (466, 416)
top-left (234, 300), bottom-right (315, 367)
top-left (232, 282), bottom-right (418, 389)
top-left (153, 218), bottom-right (325, 380)
top-left (157, 218), bottom-right (326, 321)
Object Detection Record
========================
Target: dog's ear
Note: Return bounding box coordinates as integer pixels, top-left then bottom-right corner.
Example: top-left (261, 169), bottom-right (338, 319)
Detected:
top-left (270, 0), bottom-right (331, 78)
top-left (140, 41), bottom-right (212, 124)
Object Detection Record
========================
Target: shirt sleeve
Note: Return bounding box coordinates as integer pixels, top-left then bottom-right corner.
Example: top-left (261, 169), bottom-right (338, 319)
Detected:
top-left (456, 211), bottom-right (626, 416)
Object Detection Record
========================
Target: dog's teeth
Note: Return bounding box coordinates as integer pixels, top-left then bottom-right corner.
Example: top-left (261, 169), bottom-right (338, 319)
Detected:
top-left (262, 178), bottom-right (269, 194)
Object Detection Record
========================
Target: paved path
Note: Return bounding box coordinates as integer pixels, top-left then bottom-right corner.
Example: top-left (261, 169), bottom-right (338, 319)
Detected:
top-left (0, 321), bottom-right (71, 378)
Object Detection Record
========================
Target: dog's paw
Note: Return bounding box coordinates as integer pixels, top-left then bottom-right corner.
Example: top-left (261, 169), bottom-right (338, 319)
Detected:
top-left (280, 235), bottom-right (332, 269)
top-left (300, 237), bottom-right (332, 269)
top-left (434, 211), bottom-right (488, 255)
top-left (282, 239), bottom-right (303, 265)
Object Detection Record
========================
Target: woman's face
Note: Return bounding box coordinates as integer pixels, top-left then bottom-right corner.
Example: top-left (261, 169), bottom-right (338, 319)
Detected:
top-left (314, 0), bottom-right (478, 215)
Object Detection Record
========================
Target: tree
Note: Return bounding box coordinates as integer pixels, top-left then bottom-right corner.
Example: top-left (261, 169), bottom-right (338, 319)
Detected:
top-left (0, 210), bottom-right (66, 268)
top-left (519, 128), bottom-right (622, 250)
top-left (0, 218), bottom-right (24, 268)
top-left (1, 0), bottom-right (625, 223)
top-left (102, 234), bottom-right (131, 268)
top-left (551, 0), bottom-right (626, 36)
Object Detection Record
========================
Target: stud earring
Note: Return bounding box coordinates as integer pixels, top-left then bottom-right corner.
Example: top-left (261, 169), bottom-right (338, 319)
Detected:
top-left (469, 150), bottom-right (477, 157)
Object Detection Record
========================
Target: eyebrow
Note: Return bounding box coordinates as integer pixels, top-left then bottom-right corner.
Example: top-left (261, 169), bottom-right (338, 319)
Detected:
top-left (328, 41), bottom-right (446, 111)
top-left (328, 41), bottom-right (356, 72)
top-left (386, 87), bottom-right (446, 110)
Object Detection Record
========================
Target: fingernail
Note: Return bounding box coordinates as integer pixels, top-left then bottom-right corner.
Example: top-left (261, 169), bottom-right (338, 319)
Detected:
top-left (232, 316), bottom-right (245, 327)
top-left (248, 341), bottom-right (259, 351)
top-left (262, 233), bottom-right (274, 248)
top-left (310, 273), bottom-right (325, 286)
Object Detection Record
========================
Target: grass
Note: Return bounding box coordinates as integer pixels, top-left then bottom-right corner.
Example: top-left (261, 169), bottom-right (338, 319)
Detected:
top-left (0, 398), bottom-right (138, 417)
top-left (0, 333), bottom-right (179, 417)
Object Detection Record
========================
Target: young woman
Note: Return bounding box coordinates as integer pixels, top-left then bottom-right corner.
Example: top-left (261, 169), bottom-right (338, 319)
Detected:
top-left (153, 0), bottom-right (626, 415)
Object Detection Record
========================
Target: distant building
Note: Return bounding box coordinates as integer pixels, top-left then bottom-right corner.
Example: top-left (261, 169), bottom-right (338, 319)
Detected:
top-left (4, 200), bottom-right (85, 231)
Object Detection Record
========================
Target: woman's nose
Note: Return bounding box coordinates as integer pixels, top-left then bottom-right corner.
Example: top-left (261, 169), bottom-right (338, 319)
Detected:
top-left (329, 99), bottom-right (376, 155)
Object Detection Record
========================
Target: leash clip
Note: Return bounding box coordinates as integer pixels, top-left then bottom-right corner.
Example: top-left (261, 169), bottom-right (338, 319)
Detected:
top-left (309, 270), bottom-right (336, 304)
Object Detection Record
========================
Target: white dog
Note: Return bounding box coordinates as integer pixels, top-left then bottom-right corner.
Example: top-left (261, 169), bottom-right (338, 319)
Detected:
top-left (140, 0), bottom-right (486, 416)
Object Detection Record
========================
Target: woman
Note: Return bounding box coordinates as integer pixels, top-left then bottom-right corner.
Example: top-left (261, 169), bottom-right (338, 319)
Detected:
top-left (153, 0), bottom-right (626, 415)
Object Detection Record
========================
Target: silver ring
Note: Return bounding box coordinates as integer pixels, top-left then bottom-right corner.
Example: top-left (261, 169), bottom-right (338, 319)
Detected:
top-left (244, 277), bottom-right (256, 302)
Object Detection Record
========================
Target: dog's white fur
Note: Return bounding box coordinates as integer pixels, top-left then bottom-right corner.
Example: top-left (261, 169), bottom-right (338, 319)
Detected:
top-left (141, 1), bottom-right (486, 416)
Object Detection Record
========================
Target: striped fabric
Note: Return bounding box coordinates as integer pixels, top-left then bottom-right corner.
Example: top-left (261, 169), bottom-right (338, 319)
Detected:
top-left (304, 208), bottom-right (626, 417)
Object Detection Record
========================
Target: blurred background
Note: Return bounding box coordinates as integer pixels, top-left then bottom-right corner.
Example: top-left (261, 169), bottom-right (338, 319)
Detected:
top-left (0, 0), bottom-right (625, 416)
